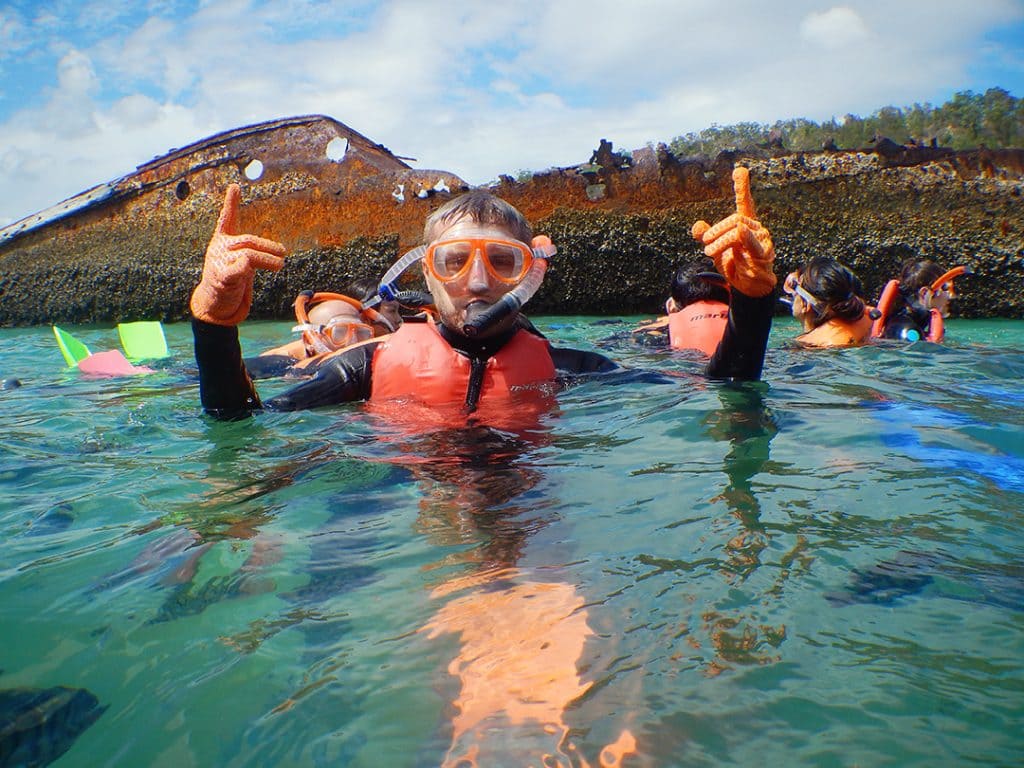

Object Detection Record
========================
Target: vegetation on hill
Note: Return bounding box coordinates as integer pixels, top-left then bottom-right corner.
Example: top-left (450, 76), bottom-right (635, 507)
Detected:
top-left (668, 88), bottom-right (1023, 157)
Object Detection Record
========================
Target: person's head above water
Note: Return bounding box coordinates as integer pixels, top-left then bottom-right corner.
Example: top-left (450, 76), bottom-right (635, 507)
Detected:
top-left (294, 293), bottom-right (377, 354)
top-left (307, 299), bottom-right (360, 327)
top-left (419, 191), bottom-right (539, 340)
top-left (784, 256), bottom-right (867, 330)
top-left (898, 258), bottom-right (954, 318)
top-left (344, 276), bottom-right (402, 333)
top-left (667, 257), bottom-right (730, 313)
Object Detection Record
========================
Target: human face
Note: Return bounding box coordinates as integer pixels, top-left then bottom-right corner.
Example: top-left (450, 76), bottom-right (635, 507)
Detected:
top-left (783, 270), bottom-right (818, 327)
top-left (422, 216), bottom-right (525, 337)
top-left (375, 299), bottom-right (402, 334)
top-left (920, 287), bottom-right (952, 318)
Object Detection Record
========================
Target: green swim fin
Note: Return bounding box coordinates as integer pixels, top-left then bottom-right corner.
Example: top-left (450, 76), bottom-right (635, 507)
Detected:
top-left (53, 326), bottom-right (91, 367)
top-left (117, 321), bottom-right (168, 360)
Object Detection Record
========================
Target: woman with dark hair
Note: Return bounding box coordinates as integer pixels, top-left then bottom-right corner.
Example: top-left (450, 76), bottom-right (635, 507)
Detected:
top-left (784, 256), bottom-right (873, 347)
top-left (872, 258), bottom-right (964, 342)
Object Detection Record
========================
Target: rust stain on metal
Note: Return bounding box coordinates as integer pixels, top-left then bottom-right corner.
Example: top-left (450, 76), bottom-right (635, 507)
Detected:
top-left (2, 114), bottom-right (1023, 326)
top-left (0, 114), bottom-right (470, 254)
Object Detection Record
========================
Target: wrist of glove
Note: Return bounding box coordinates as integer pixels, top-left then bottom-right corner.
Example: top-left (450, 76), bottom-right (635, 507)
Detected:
top-left (190, 276), bottom-right (253, 326)
top-left (692, 218), bottom-right (777, 298)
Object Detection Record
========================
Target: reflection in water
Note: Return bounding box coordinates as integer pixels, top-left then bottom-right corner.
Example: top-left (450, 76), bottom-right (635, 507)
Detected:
top-left (696, 385), bottom-right (792, 674)
top-left (380, 411), bottom-right (637, 766)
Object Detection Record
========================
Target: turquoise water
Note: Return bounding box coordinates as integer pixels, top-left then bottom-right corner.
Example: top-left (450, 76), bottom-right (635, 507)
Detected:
top-left (2, 318), bottom-right (1022, 767)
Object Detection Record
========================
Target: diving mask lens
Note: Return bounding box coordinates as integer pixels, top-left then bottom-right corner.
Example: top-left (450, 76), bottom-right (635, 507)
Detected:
top-left (324, 320), bottom-right (373, 347)
top-left (427, 239), bottom-right (532, 283)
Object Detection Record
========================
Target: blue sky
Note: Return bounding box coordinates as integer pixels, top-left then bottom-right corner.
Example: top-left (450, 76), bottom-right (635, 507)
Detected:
top-left (1, 0), bottom-right (1022, 226)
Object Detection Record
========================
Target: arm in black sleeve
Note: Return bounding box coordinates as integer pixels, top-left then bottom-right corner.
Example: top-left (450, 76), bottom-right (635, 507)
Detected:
top-left (262, 343), bottom-right (377, 411)
top-left (549, 345), bottom-right (620, 374)
top-left (193, 318), bottom-right (262, 419)
top-left (705, 290), bottom-right (774, 381)
top-left (243, 354), bottom-right (298, 380)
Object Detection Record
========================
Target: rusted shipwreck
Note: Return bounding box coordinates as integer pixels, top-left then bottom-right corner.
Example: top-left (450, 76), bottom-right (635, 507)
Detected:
top-left (1, 114), bottom-right (1022, 325)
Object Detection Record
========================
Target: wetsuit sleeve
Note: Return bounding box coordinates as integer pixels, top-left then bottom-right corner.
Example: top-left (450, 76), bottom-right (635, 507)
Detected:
top-left (549, 346), bottom-right (620, 374)
top-left (263, 344), bottom-right (376, 411)
top-left (244, 354), bottom-right (298, 380)
top-left (193, 318), bottom-right (376, 417)
top-left (705, 291), bottom-right (774, 381)
top-left (193, 318), bottom-right (261, 419)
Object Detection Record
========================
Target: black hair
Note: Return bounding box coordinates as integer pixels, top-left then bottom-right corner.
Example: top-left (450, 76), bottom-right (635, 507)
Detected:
top-left (894, 258), bottom-right (944, 322)
top-left (670, 258), bottom-right (730, 307)
top-left (800, 256), bottom-right (867, 325)
top-left (343, 276), bottom-right (380, 304)
top-left (898, 259), bottom-right (945, 293)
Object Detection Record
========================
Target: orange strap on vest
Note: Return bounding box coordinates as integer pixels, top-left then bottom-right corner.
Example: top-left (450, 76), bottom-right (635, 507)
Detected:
top-left (668, 300), bottom-right (729, 356)
top-left (870, 279), bottom-right (899, 338)
top-left (926, 309), bottom-right (944, 343)
top-left (370, 322), bottom-right (556, 405)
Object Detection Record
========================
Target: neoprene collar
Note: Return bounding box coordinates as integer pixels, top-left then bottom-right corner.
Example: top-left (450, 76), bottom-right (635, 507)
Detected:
top-left (438, 321), bottom-right (519, 361)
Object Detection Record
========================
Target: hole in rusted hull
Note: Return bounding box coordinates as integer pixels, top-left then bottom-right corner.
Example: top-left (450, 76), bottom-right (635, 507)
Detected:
top-left (326, 137), bottom-right (349, 162)
top-left (244, 159), bottom-right (264, 180)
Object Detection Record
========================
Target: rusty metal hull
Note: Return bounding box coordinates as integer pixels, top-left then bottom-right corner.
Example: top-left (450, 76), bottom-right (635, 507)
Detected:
top-left (1, 115), bottom-right (1023, 325)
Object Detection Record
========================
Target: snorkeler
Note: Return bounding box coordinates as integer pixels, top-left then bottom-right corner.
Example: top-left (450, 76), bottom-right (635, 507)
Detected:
top-left (633, 257), bottom-right (730, 356)
top-left (243, 290), bottom-right (391, 380)
top-left (871, 258), bottom-right (969, 342)
top-left (783, 256), bottom-right (874, 348)
top-left (189, 167), bottom-right (775, 419)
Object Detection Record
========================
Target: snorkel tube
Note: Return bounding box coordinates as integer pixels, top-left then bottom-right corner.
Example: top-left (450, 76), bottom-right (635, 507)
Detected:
top-left (372, 246), bottom-right (427, 306)
top-left (930, 265), bottom-right (971, 293)
top-left (461, 236), bottom-right (557, 337)
top-left (926, 266), bottom-right (970, 343)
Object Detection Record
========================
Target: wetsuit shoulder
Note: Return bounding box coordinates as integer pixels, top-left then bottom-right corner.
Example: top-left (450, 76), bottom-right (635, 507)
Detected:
top-left (244, 354), bottom-right (298, 380)
top-left (549, 346), bottom-right (620, 374)
top-left (263, 341), bottom-right (378, 411)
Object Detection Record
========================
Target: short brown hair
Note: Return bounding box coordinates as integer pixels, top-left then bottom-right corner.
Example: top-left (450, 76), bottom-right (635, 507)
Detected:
top-left (423, 190), bottom-right (532, 244)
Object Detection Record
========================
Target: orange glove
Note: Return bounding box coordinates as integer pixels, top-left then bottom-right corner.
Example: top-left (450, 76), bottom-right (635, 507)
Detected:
top-left (189, 184), bottom-right (288, 326)
top-left (691, 166), bottom-right (777, 298)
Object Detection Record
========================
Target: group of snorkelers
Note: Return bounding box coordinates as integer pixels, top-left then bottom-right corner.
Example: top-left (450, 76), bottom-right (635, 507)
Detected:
top-left (232, 184), bottom-right (968, 398)
top-left (191, 165), bottom-right (968, 421)
top-left (182, 168), bottom-right (971, 764)
top-left (636, 253), bottom-right (968, 352)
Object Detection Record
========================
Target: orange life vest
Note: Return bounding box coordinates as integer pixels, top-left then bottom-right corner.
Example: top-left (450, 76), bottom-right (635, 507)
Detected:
top-left (797, 311), bottom-right (874, 348)
top-left (871, 279), bottom-right (944, 342)
top-left (370, 321), bottom-right (556, 405)
top-left (667, 300), bottom-right (729, 356)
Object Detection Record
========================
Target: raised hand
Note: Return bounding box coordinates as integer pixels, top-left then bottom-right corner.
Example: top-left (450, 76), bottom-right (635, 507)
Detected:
top-left (691, 166), bottom-right (777, 298)
top-left (190, 184), bottom-right (288, 326)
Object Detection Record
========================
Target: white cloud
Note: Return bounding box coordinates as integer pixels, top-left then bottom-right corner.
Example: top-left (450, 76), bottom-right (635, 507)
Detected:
top-left (0, 10), bottom-right (29, 60)
top-left (0, 0), bottom-right (1022, 226)
top-left (799, 7), bottom-right (870, 49)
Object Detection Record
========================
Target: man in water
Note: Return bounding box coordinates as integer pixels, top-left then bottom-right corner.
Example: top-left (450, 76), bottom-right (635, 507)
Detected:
top-left (188, 166), bottom-right (777, 763)
top-left (190, 167), bottom-right (775, 418)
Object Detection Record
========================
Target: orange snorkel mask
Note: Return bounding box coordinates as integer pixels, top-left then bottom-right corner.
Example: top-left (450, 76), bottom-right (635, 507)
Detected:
top-left (292, 291), bottom-right (392, 355)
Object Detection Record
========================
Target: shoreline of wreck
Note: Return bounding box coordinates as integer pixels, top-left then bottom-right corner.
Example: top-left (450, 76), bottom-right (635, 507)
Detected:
top-left (1, 114), bottom-right (1022, 326)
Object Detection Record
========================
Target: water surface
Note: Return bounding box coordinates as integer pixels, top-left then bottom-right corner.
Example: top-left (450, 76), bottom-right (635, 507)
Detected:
top-left (1, 317), bottom-right (1022, 766)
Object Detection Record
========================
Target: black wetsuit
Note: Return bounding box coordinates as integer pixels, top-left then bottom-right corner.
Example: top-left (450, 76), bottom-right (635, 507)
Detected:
top-left (194, 292), bottom-right (774, 419)
top-left (881, 301), bottom-right (932, 341)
